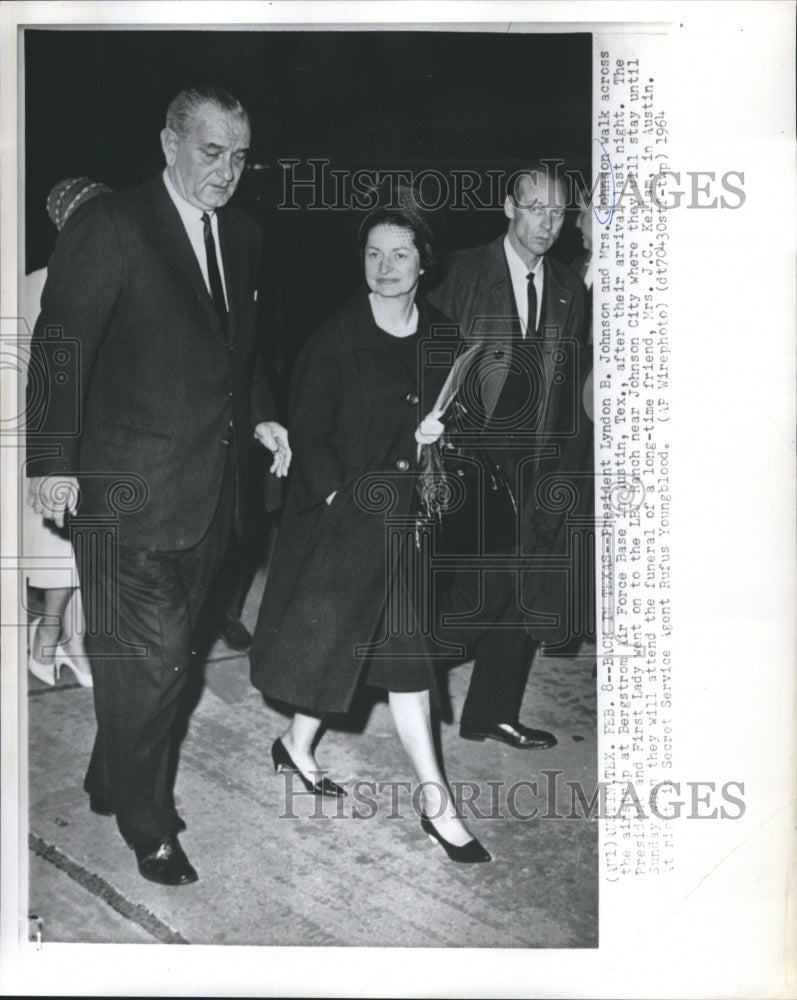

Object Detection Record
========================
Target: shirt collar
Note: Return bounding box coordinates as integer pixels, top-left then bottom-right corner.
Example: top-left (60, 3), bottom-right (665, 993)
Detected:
top-left (503, 234), bottom-right (544, 280)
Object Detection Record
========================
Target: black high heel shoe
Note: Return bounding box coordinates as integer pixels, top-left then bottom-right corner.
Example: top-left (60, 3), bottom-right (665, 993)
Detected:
top-left (271, 738), bottom-right (347, 798)
top-left (420, 813), bottom-right (492, 863)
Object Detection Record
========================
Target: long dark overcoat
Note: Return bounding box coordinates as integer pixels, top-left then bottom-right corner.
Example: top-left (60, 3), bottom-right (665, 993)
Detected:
top-left (249, 292), bottom-right (456, 714)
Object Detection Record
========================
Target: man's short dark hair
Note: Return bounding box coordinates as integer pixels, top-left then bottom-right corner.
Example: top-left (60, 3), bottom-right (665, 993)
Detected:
top-left (165, 86), bottom-right (249, 136)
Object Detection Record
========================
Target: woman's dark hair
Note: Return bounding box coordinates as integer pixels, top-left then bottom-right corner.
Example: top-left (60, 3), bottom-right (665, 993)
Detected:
top-left (356, 183), bottom-right (438, 284)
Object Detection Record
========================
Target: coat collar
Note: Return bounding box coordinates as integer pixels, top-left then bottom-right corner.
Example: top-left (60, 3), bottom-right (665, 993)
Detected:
top-left (335, 289), bottom-right (436, 351)
top-left (476, 235), bottom-right (573, 340)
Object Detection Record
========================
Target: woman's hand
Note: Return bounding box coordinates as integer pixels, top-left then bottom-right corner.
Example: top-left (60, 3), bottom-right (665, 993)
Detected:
top-left (254, 421), bottom-right (292, 477)
top-left (27, 475), bottom-right (79, 527)
top-left (414, 409), bottom-right (445, 446)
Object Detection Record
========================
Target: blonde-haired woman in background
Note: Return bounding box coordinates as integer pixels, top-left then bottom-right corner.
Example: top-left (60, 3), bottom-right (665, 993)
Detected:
top-left (23, 178), bottom-right (110, 686)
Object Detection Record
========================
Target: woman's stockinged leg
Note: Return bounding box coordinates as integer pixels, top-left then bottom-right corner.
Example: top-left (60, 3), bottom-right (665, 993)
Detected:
top-left (388, 689), bottom-right (474, 847)
top-left (280, 712), bottom-right (326, 781)
top-left (32, 586), bottom-right (74, 662)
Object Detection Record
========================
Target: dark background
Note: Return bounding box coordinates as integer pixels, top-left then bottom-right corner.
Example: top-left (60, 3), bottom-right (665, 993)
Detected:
top-left (25, 29), bottom-right (590, 377)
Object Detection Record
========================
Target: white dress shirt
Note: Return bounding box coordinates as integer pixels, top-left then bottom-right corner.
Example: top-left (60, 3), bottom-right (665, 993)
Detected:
top-left (582, 255), bottom-right (594, 291)
top-left (503, 234), bottom-right (544, 336)
top-left (162, 169), bottom-right (228, 308)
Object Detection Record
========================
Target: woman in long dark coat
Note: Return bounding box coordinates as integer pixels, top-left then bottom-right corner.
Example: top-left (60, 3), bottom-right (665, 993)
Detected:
top-left (250, 196), bottom-right (490, 863)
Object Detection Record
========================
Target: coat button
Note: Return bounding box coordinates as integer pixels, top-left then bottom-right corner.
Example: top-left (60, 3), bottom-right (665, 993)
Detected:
top-left (395, 458), bottom-right (409, 471)
top-left (405, 392), bottom-right (419, 405)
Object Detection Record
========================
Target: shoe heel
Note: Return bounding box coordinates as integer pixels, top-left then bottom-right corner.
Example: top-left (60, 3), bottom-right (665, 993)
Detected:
top-left (420, 814), bottom-right (492, 864)
top-left (270, 738), bottom-right (346, 798)
top-left (459, 729), bottom-right (486, 742)
top-left (271, 738), bottom-right (291, 774)
top-left (27, 653), bottom-right (56, 686)
top-left (55, 646), bottom-right (93, 687)
top-left (27, 617), bottom-right (56, 686)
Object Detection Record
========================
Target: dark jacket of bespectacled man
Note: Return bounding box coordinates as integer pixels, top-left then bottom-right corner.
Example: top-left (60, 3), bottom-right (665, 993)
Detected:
top-left (428, 164), bottom-right (589, 753)
top-left (26, 86), bottom-right (291, 886)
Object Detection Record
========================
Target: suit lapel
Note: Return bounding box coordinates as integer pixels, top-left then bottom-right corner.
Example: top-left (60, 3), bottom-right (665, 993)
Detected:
top-left (537, 258), bottom-right (575, 450)
top-left (151, 178), bottom-right (228, 339)
top-left (474, 238), bottom-right (520, 419)
top-left (479, 251), bottom-right (573, 435)
top-left (217, 211), bottom-right (241, 341)
top-left (475, 237), bottom-right (521, 341)
top-left (540, 258), bottom-right (572, 339)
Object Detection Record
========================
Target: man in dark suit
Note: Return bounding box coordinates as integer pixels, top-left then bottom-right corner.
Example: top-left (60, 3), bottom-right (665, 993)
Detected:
top-left (26, 86), bottom-right (289, 884)
top-left (429, 164), bottom-right (587, 751)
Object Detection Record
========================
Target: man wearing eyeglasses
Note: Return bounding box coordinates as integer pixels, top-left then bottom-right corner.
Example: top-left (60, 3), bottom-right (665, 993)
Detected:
top-left (429, 163), bottom-right (587, 752)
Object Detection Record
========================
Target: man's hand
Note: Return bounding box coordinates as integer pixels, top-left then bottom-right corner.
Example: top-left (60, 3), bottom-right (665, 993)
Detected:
top-left (414, 409), bottom-right (445, 446)
top-left (27, 476), bottom-right (80, 528)
top-left (253, 421), bottom-right (292, 478)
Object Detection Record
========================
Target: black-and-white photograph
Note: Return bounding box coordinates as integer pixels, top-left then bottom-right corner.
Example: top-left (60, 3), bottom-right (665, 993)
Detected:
top-left (17, 25), bottom-right (597, 949)
top-left (4, 4), bottom-right (794, 997)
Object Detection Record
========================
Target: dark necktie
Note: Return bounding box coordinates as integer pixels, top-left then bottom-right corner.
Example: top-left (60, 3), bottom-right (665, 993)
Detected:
top-left (201, 212), bottom-right (227, 328)
top-left (526, 270), bottom-right (538, 338)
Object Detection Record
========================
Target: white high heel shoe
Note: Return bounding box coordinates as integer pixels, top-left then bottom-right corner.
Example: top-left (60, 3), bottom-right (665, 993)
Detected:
top-left (27, 617), bottom-right (55, 686)
top-left (53, 644), bottom-right (93, 687)
top-left (27, 617), bottom-right (92, 687)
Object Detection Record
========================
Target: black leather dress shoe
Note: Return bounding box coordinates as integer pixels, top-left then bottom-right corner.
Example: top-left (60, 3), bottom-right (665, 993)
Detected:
top-left (460, 720), bottom-right (557, 750)
top-left (134, 835), bottom-right (198, 886)
top-left (89, 796), bottom-right (186, 832)
top-left (218, 615), bottom-right (252, 652)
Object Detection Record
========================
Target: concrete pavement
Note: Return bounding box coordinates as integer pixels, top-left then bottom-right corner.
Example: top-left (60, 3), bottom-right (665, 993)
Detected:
top-left (24, 569), bottom-right (598, 949)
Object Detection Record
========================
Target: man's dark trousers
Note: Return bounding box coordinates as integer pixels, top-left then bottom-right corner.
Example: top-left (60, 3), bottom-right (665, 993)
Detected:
top-left (81, 464), bottom-right (235, 848)
top-left (438, 560), bottom-right (536, 725)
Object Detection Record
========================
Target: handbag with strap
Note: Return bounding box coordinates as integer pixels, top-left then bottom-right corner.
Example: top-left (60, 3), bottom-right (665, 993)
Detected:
top-left (417, 399), bottom-right (518, 554)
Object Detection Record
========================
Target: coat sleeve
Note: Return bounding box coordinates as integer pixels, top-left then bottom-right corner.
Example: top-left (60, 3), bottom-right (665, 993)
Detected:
top-left (249, 351), bottom-right (278, 427)
top-left (243, 221), bottom-right (278, 428)
top-left (287, 326), bottom-right (347, 511)
top-left (26, 198), bottom-right (123, 477)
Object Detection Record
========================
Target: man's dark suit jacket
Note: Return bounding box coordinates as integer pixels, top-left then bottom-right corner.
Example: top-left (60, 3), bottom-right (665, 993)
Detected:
top-left (428, 235), bottom-right (588, 537)
top-left (26, 176), bottom-right (275, 551)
